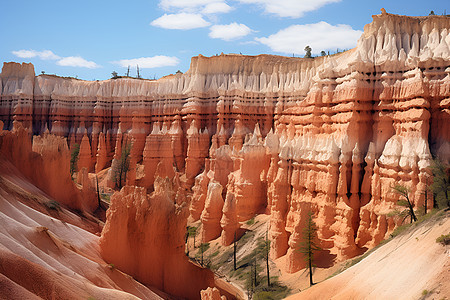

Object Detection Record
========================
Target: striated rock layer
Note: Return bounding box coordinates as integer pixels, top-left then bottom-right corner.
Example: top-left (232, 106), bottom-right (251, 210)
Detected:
top-left (0, 121), bottom-right (97, 212)
top-left (99, 177), bottom-right (215, 299)
top-left (2, 12), bottom-right (450, 276)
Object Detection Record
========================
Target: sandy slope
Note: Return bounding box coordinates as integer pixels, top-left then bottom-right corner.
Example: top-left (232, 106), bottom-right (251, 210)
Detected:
top-left (0, 159), bottom-right (165, 300)
top-left (287, 212), bottom-right (450, 300)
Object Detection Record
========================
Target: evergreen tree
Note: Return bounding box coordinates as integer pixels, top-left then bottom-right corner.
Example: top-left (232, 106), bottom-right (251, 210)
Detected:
top-left (392, 185), bottom-right (417, 223)
top-left (234, 231), bottom-right (237, 270)
top-left (430, 159), bottom-right (449, 209)
top-left (113, 141), bottom-right (132, 189)
top-left (70, 143), bottom-right (80, 178)
top-left (304, 46), bottom-right (312, 58)
top-left (298, 211), bottom-right (321, 286)
top-left (258, 229), bottom-right (271, 286)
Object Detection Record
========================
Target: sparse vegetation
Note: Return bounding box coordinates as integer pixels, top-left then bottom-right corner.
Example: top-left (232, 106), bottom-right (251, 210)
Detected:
top-left (331, 208), bottom-right (446, 278)
top-left (392, 184), bottom-right (417, 223)
top-left (430, 159), bottom-right (449, 209)
top-left (101, 193), bottom-right (111, 203)
top-left (113, 141), bottom-right (132, 189)
top-left (436, 233), bottom-right (450, 245)
top-left (298, 211), bottom-right (322, 286)
top-left (304, 46), bottom-right (312, 58)
top-left (198, 242), bottom-right (210, 266)
top-left (246, 217), bottom-right (256, 225)
top-left (70, 143), bottom-right (80, 178)
top-left (45, 200), bottom-right (60, 211)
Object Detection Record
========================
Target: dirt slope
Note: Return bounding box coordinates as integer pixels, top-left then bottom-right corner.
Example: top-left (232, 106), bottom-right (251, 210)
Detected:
top-left (0, 159), bottom-right (166, 300)
top-left (287, 212), bottom-right (450, 300)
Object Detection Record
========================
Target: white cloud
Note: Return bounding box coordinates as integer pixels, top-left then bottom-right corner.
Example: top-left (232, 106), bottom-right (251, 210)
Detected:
top-left (113, 56), bottom-right (180, 68)
top-left (202, 2), bottom-right (233, 14)
top-left (56, 56), bottom-right (100, 69)
top-left (160, 0), bottom-right (232, 14)
top-left (237, 0), bottom-right (341, 18)
top-left (151, 13), bottom-right (211, 30)
top-left (256, 22), bottom-right (362, 55)
top-left (161, 0), bottom-right (222, 10)
top-left (209, 23), bottom-right (252, 41)
top-left (12, 49), bottom-right (60, 60)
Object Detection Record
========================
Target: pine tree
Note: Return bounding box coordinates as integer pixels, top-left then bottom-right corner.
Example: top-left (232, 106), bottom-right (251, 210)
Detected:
top-left (113, 141), bottom-right (132, 189)
top-left (259, 229), bottom-right (271, 286)
top-left (430, 159), bottom-right (449, 209)
top-left (304, 46), bottom-right (312, 58)
top-left (234, 231), bottom-right (237, 270)
top-left (70, 143), bottom-right (80, 178)
top-left (392, 185), bottom-right (417, 223)
top-left (298, 211), bottom-right (321, 286)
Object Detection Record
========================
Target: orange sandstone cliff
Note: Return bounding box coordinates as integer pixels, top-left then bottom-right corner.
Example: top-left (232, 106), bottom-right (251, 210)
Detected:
top-left (1, 11), bottom-right (449, 297)
top-left (0, 121), bottom-right (97, 212)
top-left (99, 178), bottom-right (216, 299)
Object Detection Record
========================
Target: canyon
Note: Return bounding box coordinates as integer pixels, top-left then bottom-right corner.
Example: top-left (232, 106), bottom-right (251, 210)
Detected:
top-left (0, 11), bottom-right (449, 299)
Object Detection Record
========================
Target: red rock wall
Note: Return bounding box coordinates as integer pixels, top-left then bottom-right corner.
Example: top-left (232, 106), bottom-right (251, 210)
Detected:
top-left (99, 178), bottom-right (215, 300)
top-left (0, 121), bottom-right (97, 212)
top-left (2, 13), bottom-right (449, 276)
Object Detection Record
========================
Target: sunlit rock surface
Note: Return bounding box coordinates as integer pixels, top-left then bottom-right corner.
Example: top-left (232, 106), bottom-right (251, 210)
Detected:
top-left (1, 12), bottom-right (449, 285)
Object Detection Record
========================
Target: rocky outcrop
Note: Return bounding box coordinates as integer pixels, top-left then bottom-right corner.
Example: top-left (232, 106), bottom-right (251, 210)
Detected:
top-left (2, 12), bottom-right (449, 278)
top-left (78, 132), bottom-right (92, 172)
top-left (99, 177), bottom-right (215, 299)
top-left (95, 132), bottom-right (108, 172)
top-left (201, 287), bottom-right (227, 300)
top-left (200, 181), bottom-right (224, 242)
top-left (0, 121), bottom-right (97, 212)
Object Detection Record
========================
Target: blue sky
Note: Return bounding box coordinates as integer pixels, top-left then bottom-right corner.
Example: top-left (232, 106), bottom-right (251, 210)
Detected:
top-left (1, 0), bottom-right (447, 80)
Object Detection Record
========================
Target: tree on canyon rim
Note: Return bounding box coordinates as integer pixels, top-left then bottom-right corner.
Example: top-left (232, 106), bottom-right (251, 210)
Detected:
top-left (304, 46), bottom-right (312, 58)
top-left (298, 211), bottom-right (322, 286)
top-left (113, 142), bottom-right (131, 189)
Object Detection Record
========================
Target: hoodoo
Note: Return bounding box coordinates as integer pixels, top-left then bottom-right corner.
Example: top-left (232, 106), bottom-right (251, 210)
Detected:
top-left (0, 11), bottom-right (449, 300)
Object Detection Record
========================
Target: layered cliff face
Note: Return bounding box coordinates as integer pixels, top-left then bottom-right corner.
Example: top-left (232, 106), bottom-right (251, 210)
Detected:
top-left (0, 121), bottom-right (97, 212)
top-left (1, 12), bottom-right (449, 281)
top-left (99, 177), bottom-right (215, 299)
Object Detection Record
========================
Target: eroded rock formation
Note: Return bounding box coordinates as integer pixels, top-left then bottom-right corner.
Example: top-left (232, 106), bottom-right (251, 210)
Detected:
top-left (1, 12), bottom-right (449, 281)
top-left (0, 121), bottom-right (97, 212)
top-left (99, 177), bottom-right (215, 299)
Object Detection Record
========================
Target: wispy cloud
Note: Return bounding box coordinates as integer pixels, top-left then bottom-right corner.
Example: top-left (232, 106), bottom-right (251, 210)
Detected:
top-left (202, 2), bottom-right (233, 14)
top-left (237, 0), bottom-right (341, 18)
top-left (209, 23), bottom-right (253, 41)
top-left (160, 0), bottom-right (231, 13)
top-left (151, 13), bottom-right (211, 30)
top-left (56, 56), bottom-right (100, 68)
top-left (112, 56), bottom-right (180, 68)
top-left (256, 22), bottom-right (362, 55)
top-left (12, 49), bottom-right (60, 60)
top-left (12, 49), bottom-right (100, 68)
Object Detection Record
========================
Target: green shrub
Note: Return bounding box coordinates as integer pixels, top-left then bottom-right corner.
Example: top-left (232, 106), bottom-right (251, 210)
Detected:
top-left (436, 233), bottom-right (450, 245)
top-left (246, 217), bottom-right (255, 225)
top-left (45, 200), bottom-right (60, 211)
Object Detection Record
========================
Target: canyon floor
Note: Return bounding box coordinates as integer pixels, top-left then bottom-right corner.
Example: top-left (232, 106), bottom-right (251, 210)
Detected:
top-left (2, 157), bottom-right (448, 299)
top-left (188, 205), bottom-right (449, 300)
top-left (287, 210), bottom-right (450, 300)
